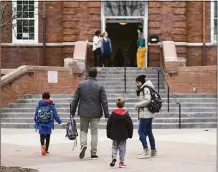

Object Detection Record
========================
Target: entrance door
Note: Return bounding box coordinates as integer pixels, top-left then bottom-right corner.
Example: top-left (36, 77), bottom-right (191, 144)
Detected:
top-left (101, 1), bottom-right (148, 67)
top-left (106, 21), bottom-right (143, 67)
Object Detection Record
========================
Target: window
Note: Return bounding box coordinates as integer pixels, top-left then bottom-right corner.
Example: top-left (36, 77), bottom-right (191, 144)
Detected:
top-left (104, 1), bottom-right (145, 16)
top-left (211, 1), bottom-right (217, 43)
top-left (12, 0), bottom-right (38, 44)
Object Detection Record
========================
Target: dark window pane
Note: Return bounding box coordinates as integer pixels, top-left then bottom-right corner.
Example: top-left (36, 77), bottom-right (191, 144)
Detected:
top-left (29, 5), bottom-right (34, 11)
top-left (17, 20), bottom-right (23, 28)
top-left (17, 1), bottom-right (23, 5)
top-left (29, 12), bottom-right (34, 18)
top-left (23, 20), bottom-right (29, 26)
top-left (17, 4), bottom-right (22, 12)
top-left (29, 27), bottom-right (34, 33)
top-left (29, 34), bottom-right (34, 39)
top-left (23, 12), bottom-right (28, 18)
top-left (17, 25), bottom-right (22, 33)
top-left (17, 12), bottom-right (23, 18)
top-left (23, 5), bottom-right (28, 12)
top-left (23, 26), bottom-right (28, 32)
top-left (23, 1), bottom-right (29, 6)
top-left (215, 19), bottom-right (217, 34)
top-left (215, 2), bottom-right (217, 18)
top-left (17, 34), bottom-right (22, 39)
top-left (29, 1), bottom-right (34, 5)
top-left (29, 20), bottom-right (34, 26)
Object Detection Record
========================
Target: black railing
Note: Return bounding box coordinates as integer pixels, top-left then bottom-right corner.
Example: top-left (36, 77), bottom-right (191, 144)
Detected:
top-left (158, 68), bottom-right (182, 129)
top-left (124, 55), bottom-right (127, 93)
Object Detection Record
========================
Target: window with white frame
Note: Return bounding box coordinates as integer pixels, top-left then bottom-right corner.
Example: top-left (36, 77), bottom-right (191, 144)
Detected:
top-left (12, 0), bottom-right (38, 43)
top-left (211, 1), bottom-right (217, 43)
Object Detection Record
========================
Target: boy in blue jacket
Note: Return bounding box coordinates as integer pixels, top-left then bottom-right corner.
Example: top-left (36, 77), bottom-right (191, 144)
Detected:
top-left (34, 92), bottom-right (62, 156)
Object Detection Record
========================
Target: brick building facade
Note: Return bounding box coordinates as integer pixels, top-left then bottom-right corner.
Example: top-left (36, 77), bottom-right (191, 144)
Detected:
top-left (1, 1), bottom-right (217, 68)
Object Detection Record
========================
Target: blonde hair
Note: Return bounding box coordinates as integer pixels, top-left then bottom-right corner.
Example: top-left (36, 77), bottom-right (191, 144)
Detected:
top-left (116, 97), bottom-right (125, 108)
top-left (103, 31), bottom-right (108, 37)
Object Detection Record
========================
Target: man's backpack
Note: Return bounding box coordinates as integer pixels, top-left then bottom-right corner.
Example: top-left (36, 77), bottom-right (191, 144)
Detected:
top-left (36, 105), bottom-right (53, 123)
top-left (144, 86), bottom-right (162, 113)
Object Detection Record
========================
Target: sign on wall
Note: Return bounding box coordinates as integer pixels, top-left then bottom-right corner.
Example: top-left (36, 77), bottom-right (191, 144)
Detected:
top-left (48, 71), bottom-right (58, 83)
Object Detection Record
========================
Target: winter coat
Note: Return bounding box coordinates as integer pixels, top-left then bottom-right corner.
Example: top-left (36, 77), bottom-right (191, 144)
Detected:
top-left (34, 99), bottom-right (62, 135)
top-left (135, 80), bottom-right (155, 119)
top-left (101, 37), bottom-right (112, 56)
top-left (106, 108), bottom-right (133, 141)
top-left (70, 77), bottom-right (109, 118)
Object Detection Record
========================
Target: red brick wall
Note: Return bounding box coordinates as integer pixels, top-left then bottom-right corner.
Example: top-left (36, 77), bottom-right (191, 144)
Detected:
top-left (1, 69), bottom-right (83, 107)
top-left (1, 1), bottom-right (217, 68)
top-left (186, 46), bottom-right (217, 66)
top-left (167, 66), bottom-right (217, 93)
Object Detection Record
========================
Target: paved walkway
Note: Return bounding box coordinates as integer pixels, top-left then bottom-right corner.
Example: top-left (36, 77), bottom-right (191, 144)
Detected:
top-left (1, 129), bottom-right (216, 172)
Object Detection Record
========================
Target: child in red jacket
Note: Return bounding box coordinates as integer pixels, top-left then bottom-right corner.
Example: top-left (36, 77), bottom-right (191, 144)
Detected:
top-left (106, 97), bottom-right (133, 168)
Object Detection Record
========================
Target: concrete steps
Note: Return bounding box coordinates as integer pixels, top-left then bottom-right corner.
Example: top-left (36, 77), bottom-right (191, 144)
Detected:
top-left (1, 67), bottom-right (217, 129)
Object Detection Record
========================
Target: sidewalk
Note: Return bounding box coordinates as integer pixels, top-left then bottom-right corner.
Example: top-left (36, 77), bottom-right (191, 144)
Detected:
top-left (1, 129), bottom-right (216, 172)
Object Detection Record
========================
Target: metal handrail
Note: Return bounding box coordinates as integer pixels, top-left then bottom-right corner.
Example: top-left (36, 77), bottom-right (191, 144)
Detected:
top-left (158, 44), bottom-right (182, 129)
top-left (124, 53), bottom-right (127, 93)
top-left (158, 68), bottom-right (182, 129)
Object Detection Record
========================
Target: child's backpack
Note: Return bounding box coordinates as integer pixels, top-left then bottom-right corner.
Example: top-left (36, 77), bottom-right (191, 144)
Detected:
top-left (66, 116), bottom-right (78, 141)
top-left (36, 105), bottom-right (53, 123)
top-left (144, 86), bottom-right (162, 113)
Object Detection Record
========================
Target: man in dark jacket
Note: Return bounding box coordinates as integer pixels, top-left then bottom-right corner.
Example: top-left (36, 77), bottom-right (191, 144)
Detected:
top-left (106, 97), bottom-right (133, 168)
top-left (71, 67), bottom-right (109, 160)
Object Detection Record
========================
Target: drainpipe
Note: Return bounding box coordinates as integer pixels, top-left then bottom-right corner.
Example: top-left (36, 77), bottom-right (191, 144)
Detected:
top-left (42, 2), bottom-right (47, 66)
top-left (202, 1), bottom-right (206, 66)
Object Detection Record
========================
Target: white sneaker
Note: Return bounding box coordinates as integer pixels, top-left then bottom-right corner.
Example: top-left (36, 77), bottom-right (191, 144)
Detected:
top-left (138, 148), bottom-right (150, 159)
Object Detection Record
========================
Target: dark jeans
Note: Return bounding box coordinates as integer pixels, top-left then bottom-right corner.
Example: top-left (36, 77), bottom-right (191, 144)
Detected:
top-left (94, 48), bottom-right (102, 67)
top-left (138, 118), bottom-right (156, 150)
top-left (40, 134), bottom-right (50, 151)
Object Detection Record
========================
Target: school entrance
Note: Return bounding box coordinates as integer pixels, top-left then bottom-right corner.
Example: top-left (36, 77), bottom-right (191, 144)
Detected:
top-left (101, 1), bottom-right (148, 67)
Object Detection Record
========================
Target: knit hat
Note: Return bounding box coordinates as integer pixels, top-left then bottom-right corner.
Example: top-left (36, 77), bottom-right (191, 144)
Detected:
top-left (135, 75), bottom-right (146, 85)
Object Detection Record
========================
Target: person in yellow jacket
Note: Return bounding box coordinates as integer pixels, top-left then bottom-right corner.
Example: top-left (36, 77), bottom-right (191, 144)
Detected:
top-left (136, 30), bottom-right (146, 68)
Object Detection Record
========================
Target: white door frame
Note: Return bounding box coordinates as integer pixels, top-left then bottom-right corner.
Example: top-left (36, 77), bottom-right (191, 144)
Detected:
top-left (101, 1), bottom-right (148, 67)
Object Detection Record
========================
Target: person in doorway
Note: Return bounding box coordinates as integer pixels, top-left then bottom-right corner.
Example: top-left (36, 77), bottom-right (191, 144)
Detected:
top-left (113, 48), bottom-right (124, 67)
top-left (134, 75), bottom-right (157, 158)
top-left (70, 67), bottom-right (110, 160)
top-left (107, 97), bottom-right (133, 168)
top-left (101, 31), bottom-right (112, 67)
top-left (136, 30), bottom-right (146, 68)
top-left (34, 92), bottom-right (62, 156)
top-left (93, 30), bottom-right (102, 67)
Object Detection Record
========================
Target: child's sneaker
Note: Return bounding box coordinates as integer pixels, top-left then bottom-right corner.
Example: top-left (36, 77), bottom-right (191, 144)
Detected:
top-left (41, 145), bottom-right (46, 156)
top-left (119, 162), bottom-right (126, 168)
top-left (138, 148), bottom-right (150, 159)
top-left (110, 158), bottom-right (117, 167)
top-left (151, 149), bottom-right (157, 156)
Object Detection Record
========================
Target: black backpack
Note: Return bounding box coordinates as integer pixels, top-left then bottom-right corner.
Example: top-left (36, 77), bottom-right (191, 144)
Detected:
top-left (65, 104), bottom-right (78, 150)
top-left (65, 116), bottom-right (78, 141)
top-left (143, 86), bottom-right (162, 113)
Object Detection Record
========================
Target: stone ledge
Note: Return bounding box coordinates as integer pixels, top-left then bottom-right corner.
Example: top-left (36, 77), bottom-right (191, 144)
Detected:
top-left (1, 65), bottom-right (72, 87)
top-left (64, 41), bottom-right (88, 74)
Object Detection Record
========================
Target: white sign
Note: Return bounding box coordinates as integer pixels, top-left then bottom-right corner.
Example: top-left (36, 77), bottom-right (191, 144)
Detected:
top-left (48, 71), bottom-right (58, 83)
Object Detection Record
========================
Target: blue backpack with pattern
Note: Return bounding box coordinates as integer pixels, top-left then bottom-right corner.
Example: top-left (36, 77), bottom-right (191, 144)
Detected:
top-left (36, 105), bottom-right (53, 123)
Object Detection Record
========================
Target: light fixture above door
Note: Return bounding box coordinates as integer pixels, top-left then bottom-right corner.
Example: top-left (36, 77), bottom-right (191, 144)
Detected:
top-left (119, 22), bottom-right (127, 25)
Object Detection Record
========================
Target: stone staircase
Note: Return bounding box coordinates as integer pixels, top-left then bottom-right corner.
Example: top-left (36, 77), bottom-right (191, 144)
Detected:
top-left (1, 67), bottom-right (217, 129)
